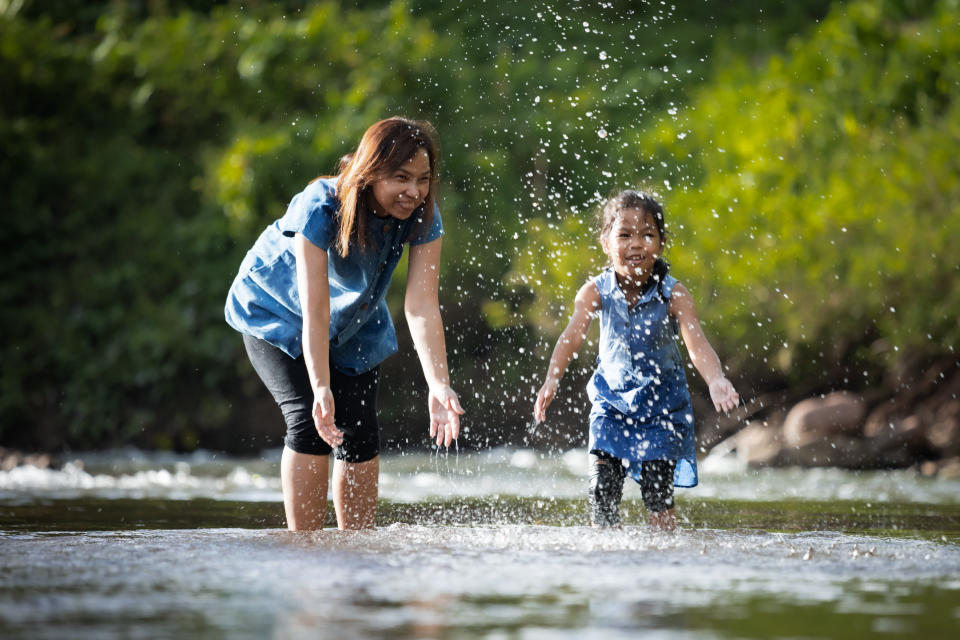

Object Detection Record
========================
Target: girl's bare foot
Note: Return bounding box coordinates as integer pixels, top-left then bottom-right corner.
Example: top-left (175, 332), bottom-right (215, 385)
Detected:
top-left (648, 508), bottom-right (676, 531)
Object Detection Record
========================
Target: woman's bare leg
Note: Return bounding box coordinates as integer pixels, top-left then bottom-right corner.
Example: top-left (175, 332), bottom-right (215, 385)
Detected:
top-left (332, 456), bottom-right (380, 529)
top-left (280, 446), bottom-right (329, 531)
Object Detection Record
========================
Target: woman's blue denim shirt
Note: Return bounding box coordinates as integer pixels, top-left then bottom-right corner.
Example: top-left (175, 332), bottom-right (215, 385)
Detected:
top-left (224, 177), bottom-right (443, 375)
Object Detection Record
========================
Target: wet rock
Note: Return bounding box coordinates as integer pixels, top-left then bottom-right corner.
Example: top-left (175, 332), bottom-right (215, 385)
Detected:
top-left (919, 460), bottom-right (938, 477)
top-left (779, 436), bottom-right (871, 469)
top-left (864, 400), bottom-right (908, 440)
top-left (782, 392), bottom-right (866, 447)
top-left (731, 421), bottom-right (783, 466)
top-left (937, 458), bottom-right (960, 479)
top-left (0, 453), bottom-right (17, 472)
top-left (925, 401), bottom-right (960, 457)
top-left (705, 363), bottom-right (959, 470)
top-left (919, 457), bottom-right (960, 478)
top-left (864, 415), bottom-right (930, 462)
top-left (0, 448), bottom-right (57, 471)
top-left (709, 409), bottom-right (872, 469)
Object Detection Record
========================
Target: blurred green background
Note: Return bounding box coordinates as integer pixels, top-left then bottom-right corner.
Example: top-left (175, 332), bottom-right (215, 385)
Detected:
top-left (1, 0), bottom-right (957, 454)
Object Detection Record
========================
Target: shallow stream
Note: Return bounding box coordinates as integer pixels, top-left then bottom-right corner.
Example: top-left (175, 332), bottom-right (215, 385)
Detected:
top-left (2, 448), bottom-right (958, 638)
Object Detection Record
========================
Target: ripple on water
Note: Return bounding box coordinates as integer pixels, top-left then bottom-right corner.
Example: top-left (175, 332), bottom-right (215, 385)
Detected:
top-left (1, 526), bottom-right (958, 639)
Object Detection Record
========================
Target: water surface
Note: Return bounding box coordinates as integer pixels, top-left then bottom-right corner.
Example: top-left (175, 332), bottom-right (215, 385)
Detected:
top-left (1, 448), bottom-right (958, 639)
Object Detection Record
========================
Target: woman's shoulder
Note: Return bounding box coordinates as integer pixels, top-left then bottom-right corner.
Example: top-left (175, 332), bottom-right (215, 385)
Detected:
top-left (278, 177), bottom-right (340, 243)
top-left (300, 176), bottom-right (339, 206)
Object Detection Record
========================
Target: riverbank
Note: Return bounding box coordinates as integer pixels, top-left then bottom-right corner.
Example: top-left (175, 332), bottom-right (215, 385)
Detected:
top-left (696, 356), bottom-right (960, 478)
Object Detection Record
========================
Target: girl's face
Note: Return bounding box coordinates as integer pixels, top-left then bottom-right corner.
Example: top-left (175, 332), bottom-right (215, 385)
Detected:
top-left (368, 147), bottom-right (432, 219)
top-left (602, 208), bottom-right (663, 284)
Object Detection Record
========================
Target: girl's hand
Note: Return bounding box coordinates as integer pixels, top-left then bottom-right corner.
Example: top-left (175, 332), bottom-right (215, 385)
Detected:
top-left (429, 385), bottom-right (465, 447)
top-left (534, 379), bottom-right (559, 424)
top-left (708, 377), bottom-right (739, 413)
top-left (312, 386), bottom-right (343, 447)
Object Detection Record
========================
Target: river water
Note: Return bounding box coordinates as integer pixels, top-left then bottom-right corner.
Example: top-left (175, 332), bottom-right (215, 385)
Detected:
top-left (2, 447), bottom-right (959, 639)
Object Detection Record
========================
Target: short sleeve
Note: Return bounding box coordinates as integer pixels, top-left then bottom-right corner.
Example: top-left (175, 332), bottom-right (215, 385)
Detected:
top-left (278, 178), bottom-right (338, 250)
top-left (661, 274), bottom-right (679, 299)
top-left (590, 275), bottom-right (604, 314)
top-left (408, 201), bottom-right (444, 246)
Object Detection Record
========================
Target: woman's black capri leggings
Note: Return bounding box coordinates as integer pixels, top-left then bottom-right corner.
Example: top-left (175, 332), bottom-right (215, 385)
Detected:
top-left (242, 333), bottom-right (380, 462)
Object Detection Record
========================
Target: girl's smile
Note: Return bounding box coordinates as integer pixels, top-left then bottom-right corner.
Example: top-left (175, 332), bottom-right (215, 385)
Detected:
top-left (602, 207), bottom-right (663, 289)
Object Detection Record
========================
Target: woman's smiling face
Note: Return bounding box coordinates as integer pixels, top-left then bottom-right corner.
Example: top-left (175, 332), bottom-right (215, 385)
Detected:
top-left (602, 207), bottom-right (663, 284)
top-left (368, 147), bottom-right (432, 220)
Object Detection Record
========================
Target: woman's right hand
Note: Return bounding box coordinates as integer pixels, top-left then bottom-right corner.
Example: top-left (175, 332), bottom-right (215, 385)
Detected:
top-left (428, 384), bottom-right (465, 448)
top-left (312, 386), bottom-right (343, 447)
top-left (533, 379), bottom-right (558, 424)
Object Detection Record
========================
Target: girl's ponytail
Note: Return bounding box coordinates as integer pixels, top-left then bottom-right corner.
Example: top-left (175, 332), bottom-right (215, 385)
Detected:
top-left (653, 257), bottom-right (670, 297)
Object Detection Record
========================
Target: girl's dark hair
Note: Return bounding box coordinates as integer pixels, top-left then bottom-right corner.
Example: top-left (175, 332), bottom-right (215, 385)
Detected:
top-left (599, 189), bottom-right (670, 286)
top-left (333, 117), bottom-right (439, 257)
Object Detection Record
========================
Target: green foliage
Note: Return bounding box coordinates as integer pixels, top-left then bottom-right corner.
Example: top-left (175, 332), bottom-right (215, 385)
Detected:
top-left (513, 0), bottom-right (960, 388)
top-left (652, 0), bottom-right (960, 378)
top-left (8, 0), bottom-right (954, 451)
top-left (1, 1), bottom-right (440, 448)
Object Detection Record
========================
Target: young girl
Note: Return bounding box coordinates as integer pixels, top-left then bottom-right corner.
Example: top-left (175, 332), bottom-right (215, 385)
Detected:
top-left (533, 190), bottom-right (738, 530)
top-left (225, 117), bottom-right (465, 531)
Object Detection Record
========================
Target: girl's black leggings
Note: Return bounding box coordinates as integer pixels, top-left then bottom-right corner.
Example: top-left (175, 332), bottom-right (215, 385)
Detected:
top-left (589, 450), bottom-right (676, 526)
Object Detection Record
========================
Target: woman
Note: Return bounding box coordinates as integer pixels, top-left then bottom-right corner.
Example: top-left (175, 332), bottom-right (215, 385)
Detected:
top-left (225, 117), bottom-right (464, 530)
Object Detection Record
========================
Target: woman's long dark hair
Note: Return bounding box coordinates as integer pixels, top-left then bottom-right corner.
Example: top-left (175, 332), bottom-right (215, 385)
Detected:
top-left (598, 189), bottom-right (670, 291)
top-left (333, 117), bottom-right (439, 257)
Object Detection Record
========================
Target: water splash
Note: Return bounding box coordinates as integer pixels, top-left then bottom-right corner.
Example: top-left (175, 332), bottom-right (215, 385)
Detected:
top-left (3, 449), bottom-right (959, 505)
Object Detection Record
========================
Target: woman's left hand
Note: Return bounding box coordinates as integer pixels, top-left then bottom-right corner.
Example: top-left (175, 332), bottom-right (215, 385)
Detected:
top-left (428, 385), bottom-right (465, 447)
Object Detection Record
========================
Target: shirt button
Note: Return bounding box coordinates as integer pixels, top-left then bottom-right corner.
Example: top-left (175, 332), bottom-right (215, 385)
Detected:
top-left (360, 303), bottom-right (369, 310)
top-left (377, 264), bottom-right (385, 273)
top-left (382, 223), bottom-right (390, 233)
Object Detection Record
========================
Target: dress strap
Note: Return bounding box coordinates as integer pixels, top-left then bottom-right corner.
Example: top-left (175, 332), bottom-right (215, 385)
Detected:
top-left (593, 268), bottom-right (617, 296)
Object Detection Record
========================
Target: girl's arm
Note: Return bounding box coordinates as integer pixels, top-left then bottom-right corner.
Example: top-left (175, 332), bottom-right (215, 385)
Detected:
top-left (669, 283), bottom-right (739, 413)
top-left (293, 233), bottom-right (342, 447)
top-left (405, 237), bottom-right (465, 447)
top-left (533, 281), bottom-right (601, 423)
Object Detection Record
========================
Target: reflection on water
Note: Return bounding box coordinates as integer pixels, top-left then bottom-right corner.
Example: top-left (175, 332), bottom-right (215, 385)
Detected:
top-left (2, 526), bottom-right (959, 639)
top-left (1, 449), bottom-right (959, 639)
